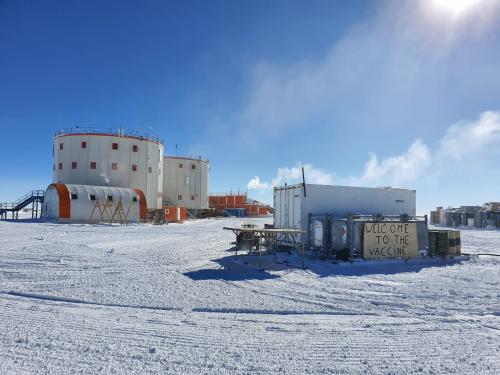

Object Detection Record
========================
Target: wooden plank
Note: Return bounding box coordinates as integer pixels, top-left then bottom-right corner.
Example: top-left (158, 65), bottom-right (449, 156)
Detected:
top-left (223, 227), bottom-right (304, 234)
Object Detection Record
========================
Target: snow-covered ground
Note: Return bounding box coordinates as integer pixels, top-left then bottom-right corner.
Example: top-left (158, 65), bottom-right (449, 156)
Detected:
top-left (0, 217), bottom-right (498, 374)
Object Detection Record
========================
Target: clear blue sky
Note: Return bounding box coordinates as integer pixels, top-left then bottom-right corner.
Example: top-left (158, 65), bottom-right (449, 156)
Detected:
top-left (1, 0), bottom-right (499, 214)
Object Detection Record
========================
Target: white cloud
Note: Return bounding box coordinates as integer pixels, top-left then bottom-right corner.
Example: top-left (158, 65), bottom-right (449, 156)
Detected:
top-left (438, 111), bottom-right (500, 160)
top-left (354, 139), bottom-right (432, 187)
top-left (271, 163), bottom-right (334, 187)
top-left (247, 176), bottom-right (269, 191)
top-left (247, 142), bottom-right (431, 192)
top-left (247, 163), bottom-right (333, 192)
top-left (246, 110), bottom-right (500, 191)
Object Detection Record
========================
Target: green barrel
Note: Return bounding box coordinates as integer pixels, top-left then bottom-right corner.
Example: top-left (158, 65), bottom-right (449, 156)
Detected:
top-left (428, 231), bottom-right (437, 257)
top-left (436, 231), bottom-right (450, 255)
top-left (454, 230), bottom-right (461, 255)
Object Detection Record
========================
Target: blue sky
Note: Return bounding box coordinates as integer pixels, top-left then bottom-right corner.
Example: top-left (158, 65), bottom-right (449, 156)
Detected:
top-left (1, 0), bottom-right (499, 214)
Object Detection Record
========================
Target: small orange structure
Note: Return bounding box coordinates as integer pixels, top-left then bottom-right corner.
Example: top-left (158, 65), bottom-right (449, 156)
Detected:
top-left (163, 206), bottom-right (186, 223)
top-left (209, 193), bottom-right (271, 216)
top-left (209, 194), bottom-right (246, 209)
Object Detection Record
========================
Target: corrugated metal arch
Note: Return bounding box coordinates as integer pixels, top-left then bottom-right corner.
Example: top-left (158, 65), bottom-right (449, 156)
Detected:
top-left (49, 183), bottom-right (71, 218)
top-left (133, 189), bottom-right (147, 220)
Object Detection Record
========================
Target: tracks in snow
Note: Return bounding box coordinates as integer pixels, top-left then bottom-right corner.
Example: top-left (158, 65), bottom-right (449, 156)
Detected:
top-left (2, 291), bottom-right (376, 317)
top-left (4, 291), bottom-right (181, 312)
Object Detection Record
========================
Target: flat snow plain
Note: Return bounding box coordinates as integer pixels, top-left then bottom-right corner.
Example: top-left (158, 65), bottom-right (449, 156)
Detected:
top-left (0, 217), bottom-right (498, 374)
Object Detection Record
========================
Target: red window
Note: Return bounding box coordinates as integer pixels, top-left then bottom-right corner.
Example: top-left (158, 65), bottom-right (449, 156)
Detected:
top-left (90, 161), bottom-right (96, 170)
top-left (148, 166), bottom-right (152, 173)
top-left (112, 163), bottom-right (118, 170)
top-left (72, 162), bottom-right (77, 169)
top-left (58, 162), bottom-right (63, 170)
top-left (178, 194), bottom-right (182, 200)
top-left (59, 143), bottom-right (63, 150)
top-left (81, 141), bottom-right (87, 148)
top-left (132, 164), bottom-right (137, 172)
top-left (179, 163), bottom-right (183, 168)
top-left (132, 145), bottom-right (138, 152)
top-left (112, 143), bottom-right (118, 150)
top-left (191, 195), bottom-right (195, 201)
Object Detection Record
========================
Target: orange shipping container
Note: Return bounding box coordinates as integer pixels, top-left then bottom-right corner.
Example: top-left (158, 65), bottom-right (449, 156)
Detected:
top-left (243, 204), bottom-right (258, 215)
top-left (163, 206), bottom-right (186, 223)
top-left (258, 206), bottom-right (270, 216)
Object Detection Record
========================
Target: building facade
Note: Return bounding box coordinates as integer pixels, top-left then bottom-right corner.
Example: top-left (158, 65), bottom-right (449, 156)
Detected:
top-left (162, 156), bottom-right (209, 209)
top-left (53, 129), bottom-right (164, 209)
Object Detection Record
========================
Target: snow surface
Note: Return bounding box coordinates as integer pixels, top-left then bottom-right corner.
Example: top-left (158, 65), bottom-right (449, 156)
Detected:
top-left (0, 218), bottom-right (498, 374)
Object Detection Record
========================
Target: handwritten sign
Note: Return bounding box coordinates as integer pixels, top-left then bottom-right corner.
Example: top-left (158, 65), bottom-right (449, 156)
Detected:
top-left (363, 222), bottom-right (418, 259)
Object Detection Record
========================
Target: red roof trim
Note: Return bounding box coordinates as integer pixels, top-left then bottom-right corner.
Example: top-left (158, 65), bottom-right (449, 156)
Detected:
top-left (55, 133), bottom-right (163, 145)
top-left (164, 156), bottom-right (208, 163)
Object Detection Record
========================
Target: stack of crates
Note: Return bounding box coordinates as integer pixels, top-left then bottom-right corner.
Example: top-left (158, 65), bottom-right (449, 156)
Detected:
top-left (428, 229), bottom-right (461, 256)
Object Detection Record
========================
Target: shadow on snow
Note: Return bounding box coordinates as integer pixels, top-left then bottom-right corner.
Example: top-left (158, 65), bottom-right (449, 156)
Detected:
top-left (184, 253), bottom-right (281, 281)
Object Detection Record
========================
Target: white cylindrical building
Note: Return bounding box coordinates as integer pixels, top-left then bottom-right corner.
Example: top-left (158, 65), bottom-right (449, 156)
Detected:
top-left (162, 156), bottom-right (209, 209)
top-left (53, 129), bottom-right (164, 209)
top-left (42, 183), bottom-right (147, 223)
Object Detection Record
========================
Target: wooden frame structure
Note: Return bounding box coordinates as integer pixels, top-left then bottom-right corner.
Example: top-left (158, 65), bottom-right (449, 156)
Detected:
top-left (223, 226), bottom-right (305, 270)
top-left (88, 196), bottom-right (138, 224)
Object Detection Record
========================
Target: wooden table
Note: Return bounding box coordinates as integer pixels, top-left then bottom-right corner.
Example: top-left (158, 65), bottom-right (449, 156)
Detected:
top-left (223, 226), bottom-right (305, 270)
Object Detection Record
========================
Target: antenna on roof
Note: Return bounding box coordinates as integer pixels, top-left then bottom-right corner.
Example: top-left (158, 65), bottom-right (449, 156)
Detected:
top-left (302, 166), bottom-right (307, 198)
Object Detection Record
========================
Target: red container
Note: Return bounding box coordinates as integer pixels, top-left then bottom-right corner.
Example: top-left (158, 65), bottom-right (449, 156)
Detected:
top-left (163, 206), bottom-right (186, 223)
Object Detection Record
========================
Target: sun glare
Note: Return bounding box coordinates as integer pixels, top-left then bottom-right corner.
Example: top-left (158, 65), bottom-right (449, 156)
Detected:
top-left (432, 0), bottom-right (483, 16)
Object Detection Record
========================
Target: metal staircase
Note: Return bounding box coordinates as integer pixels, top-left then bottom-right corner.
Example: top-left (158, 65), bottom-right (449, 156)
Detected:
top-left (0, 190), bottom-right (45, 220)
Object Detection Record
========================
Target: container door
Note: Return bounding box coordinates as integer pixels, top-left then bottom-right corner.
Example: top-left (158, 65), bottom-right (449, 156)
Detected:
top-left (273, 188), bottom-right (281, 228)
top-left (293, 185), bottom-right (302, 242)
top-left (273, 185), bottom-right (303, 245)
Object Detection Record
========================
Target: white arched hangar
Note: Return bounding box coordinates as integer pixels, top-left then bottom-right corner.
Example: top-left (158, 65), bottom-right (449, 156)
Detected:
top-left (162, 156), bottom-right (209, 210)
top-left (53, 129), bottom-right (164, 209)
top-left (42, 183), bottom-right (147, 223)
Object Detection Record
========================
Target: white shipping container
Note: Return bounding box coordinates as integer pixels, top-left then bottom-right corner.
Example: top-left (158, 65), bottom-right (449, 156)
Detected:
top-left (273, 183), bottom-right (416, 247)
